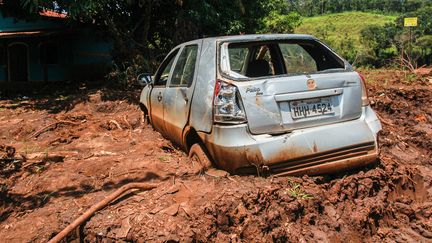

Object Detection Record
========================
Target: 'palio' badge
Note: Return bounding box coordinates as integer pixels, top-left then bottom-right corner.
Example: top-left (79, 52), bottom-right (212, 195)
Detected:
top-left (306, 79), bottom-right (317, 90)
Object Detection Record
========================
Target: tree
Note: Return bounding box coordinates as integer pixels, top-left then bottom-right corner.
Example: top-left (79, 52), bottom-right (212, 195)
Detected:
top-left (261, 11), bottom-right (302, 33)
top-left (3, 0), bottom-right (291, 72)
top-left (415, 35), bottom-right (432, 65)
top-left (13, 1), bottom-right (295, 49)
top-left (359, 24), bottom-right (399, 66)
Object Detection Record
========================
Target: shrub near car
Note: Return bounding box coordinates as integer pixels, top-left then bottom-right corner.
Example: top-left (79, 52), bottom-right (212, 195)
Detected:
top-left (139, 34), bottom-right (382, 176)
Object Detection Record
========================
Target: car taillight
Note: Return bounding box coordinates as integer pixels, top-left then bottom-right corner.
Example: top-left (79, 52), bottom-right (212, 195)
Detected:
top-left (357, 72), bottom-right (370, 106)
top-left (213, 80), bottom-right (247, 124)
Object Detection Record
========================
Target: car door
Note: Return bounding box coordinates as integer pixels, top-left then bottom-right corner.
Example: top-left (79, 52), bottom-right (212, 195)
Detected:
top-left (149, 48), bottom-right (179, 135)
top-left (163, 43), bottom-right (200, 146)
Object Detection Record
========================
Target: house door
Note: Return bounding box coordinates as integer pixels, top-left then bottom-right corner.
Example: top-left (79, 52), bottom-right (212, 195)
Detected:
top-left (8, 43), bottom-right (28, 82)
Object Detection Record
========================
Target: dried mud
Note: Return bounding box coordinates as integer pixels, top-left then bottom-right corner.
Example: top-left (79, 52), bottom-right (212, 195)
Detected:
top-left (0, 70), bottom-right (431, 242)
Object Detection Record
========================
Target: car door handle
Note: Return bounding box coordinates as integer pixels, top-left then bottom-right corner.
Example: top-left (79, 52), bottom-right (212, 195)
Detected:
top-left (180, 90), bottom-right (188, 103)
top-left (157, 92), bottom-right (162, 102)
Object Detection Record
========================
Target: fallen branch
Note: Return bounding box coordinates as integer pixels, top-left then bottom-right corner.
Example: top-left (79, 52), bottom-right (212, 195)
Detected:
top-left (48, 182), bottom-right (159, 243)
top-left (123, 115), bottom-right (132, 130)
top-left (30, 120), bottom-right (82, 138)
top-left (109, 119), bottom-right (123, 130)
top-left (22, 160), bottom-right (45, 169)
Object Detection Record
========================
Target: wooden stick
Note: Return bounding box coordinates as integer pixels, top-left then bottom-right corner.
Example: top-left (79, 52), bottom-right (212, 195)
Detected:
top-left (123, 115), bottom-right (132, 130)
top-left (109, 120), bottom-right (123, 130)
top-left (31, 120), bottom-right (81, 138)
top-left (48, 182), bottom-right (158, 243)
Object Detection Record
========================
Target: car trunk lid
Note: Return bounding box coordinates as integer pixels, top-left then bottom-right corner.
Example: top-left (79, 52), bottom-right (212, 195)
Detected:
top-left (235, 71), bottom-right (363, 134)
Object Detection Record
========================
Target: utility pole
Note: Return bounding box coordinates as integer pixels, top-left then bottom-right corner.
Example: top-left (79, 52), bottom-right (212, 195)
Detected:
top-left (404, 17), bottom-right (418, 67)
top-left (409, 25), bottom-right (412, 61)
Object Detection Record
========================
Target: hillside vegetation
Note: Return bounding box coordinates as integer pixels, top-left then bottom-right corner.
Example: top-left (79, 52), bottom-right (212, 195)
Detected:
top-left (4, 0), bottom-right (430, 72)
top-left (296, 12), bottom-right (396, 45)
top-left (295, 12), bottom-right (397, 63)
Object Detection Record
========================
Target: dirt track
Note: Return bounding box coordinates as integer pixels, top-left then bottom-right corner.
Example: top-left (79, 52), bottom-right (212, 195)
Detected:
top-left (0, 69), bottom-right (431, 242)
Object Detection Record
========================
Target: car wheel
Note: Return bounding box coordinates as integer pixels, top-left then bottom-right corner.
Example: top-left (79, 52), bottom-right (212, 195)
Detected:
top-left (143, 113), bottom-right (150, 126)
top-left (188, 143), bottom-right (212, 174)
top-left (140, 104), bottom-right (151, 127)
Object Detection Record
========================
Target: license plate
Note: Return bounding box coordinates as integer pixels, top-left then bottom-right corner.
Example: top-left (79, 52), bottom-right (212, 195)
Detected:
top-left (290, 97), bottom-right (334, 119)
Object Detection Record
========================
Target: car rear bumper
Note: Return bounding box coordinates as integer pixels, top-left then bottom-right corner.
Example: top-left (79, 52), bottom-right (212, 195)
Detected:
top-left (200, 106), bottom-right (381, 176)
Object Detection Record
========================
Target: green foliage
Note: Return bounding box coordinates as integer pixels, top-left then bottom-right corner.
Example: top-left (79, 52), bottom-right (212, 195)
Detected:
top-left (296, 12), bottom-right (396, 63)
top-left (416, 35), bottom-right (432, 47)
top-left (356, 5), bottom-right (432, 67)
top-left (359, 24), bottom-right (398, 66)
top-left (285, 0), bottom-right (429, 17)
top-left (8, 0), bottom-right (432, 69)
top-left (415, 35), bottom-right (432, 65)
top-left (286, 182), bottom-right (313, 200)
top-left (107, 54), bottom-right (149, 87)
top-left (313, 23), bottom-right (335, 42)
top-left (259, 0), bottom-right (301, 33)
top-left (13, 0), bottom-right (298, 74)
top-left (292, 2), bottom-right (432, 67)
top-left (395, 6), bottom-right (432, 36)
top-left (397, 6), bottom-right (432, 66)
top-left (261, 11), bottom-right (301, 33)
top-left (337, 34), bottom-right (357, 63)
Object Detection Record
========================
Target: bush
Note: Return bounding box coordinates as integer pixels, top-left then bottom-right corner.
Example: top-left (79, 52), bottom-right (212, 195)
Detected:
top-left (261, 11), bottom-right (302, 33)
top-left (107, 54), bottom-right (150, 88)
top-left (359, 24), bottom-right (398, 67)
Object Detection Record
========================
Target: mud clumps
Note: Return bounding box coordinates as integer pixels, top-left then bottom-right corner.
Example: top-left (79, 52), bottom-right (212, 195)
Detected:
top-left (0, 145), bottom-right (22, 177)
top-left (0, 71), bottom-right (431, 242)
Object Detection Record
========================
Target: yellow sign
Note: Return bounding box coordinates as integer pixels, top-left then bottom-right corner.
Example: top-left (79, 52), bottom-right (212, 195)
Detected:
top-left (404, 17), bottom-right (418, 27)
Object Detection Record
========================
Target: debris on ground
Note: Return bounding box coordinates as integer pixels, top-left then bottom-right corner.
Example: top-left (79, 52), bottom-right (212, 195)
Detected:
top-left (1, 145), bottom-right (23, 177)
top-left (0, 70), bottom-right (431, 242)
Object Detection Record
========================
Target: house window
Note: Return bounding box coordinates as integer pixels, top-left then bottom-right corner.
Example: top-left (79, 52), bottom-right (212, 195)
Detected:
top-left (40, 42), bottom-right (58, 64)
top-left (0, 45), bottom-right (6, 66)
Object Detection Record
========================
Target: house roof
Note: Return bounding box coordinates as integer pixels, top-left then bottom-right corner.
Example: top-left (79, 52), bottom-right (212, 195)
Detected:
top-left (0, 30), bottom-right (62, 38)
top-left (39, 9), bottom-right (67, 19)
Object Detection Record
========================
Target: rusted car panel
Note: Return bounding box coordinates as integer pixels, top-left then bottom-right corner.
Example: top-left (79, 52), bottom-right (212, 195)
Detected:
top-left (139, 34), bottom-right (382, 176)
top-left (199, 106), bottom-right (380, 175)
top-left (162, 41), bottom-right (202, 146)
top-left (189, 39), bottom-right (217, 134)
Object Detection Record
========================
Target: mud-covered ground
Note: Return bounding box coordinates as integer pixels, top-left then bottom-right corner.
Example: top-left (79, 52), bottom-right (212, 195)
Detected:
top-left (0, 69), bottom-right (431, 242)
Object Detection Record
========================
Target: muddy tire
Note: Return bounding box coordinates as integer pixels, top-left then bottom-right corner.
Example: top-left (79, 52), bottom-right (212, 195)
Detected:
top-left (140, 104), bottom-right (151, 127)
top-left (188, 143), bottom-right (213, 174)
top-left (143, 113), bottom-right (150, 126)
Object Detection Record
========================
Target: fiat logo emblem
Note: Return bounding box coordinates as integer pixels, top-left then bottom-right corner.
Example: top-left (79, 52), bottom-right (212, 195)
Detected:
top-left (307, 79), bottom-right (316, 90)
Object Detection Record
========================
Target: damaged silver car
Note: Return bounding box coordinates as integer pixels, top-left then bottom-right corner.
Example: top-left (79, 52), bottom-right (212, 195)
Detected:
top-left (138, 34), bottom-right (382, 176)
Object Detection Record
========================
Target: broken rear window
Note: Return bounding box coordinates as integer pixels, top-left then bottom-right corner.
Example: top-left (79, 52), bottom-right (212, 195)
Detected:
top-left (223, 39), bottom-right (346, 79)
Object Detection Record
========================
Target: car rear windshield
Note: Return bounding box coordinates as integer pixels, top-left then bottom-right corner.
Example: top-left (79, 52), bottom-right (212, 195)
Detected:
top-left (225, 39), bottom-right (345, 78)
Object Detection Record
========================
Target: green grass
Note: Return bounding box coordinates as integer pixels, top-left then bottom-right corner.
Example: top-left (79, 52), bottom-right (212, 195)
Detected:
top-left (296, 11), bottom-right (397, 42)
top-left (295, 11), bottom-right (397, 52)
top-left (286, 182), bottom-right (313, 200)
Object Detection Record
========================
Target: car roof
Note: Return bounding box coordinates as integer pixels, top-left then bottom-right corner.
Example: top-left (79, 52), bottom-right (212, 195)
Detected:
top-left (178, 34), bottom-right (318, 47)
top-left (204, 34), bottom-right (316, 42)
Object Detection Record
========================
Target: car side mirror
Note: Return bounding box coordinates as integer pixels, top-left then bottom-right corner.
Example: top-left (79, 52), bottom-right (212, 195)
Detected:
top-left (137, 73), bottom-right (153, 87)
